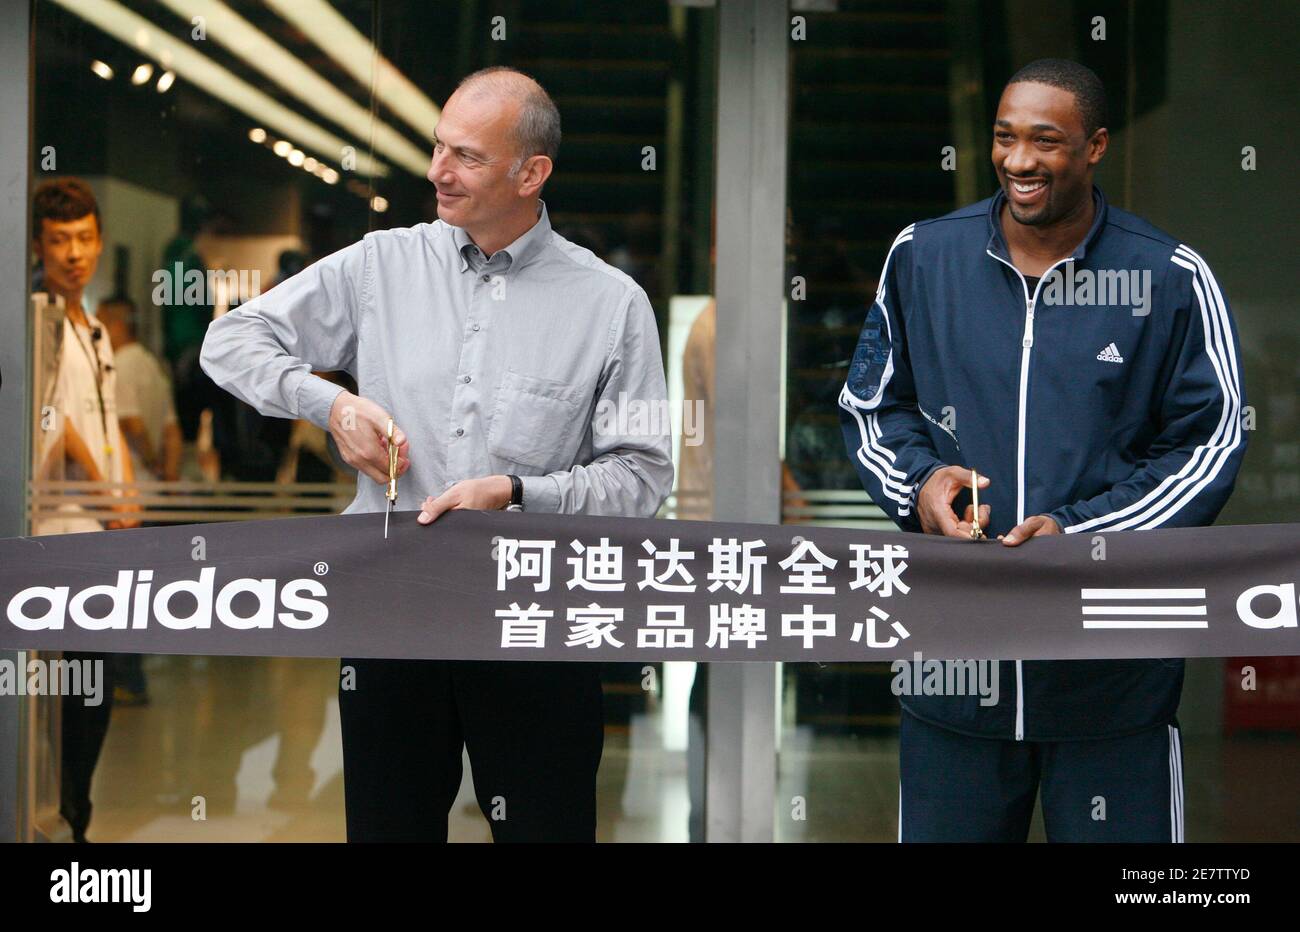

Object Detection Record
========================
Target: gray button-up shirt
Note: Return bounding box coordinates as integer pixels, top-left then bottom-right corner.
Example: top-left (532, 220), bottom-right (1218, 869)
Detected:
top-left (200, 203), bottom-right (673, 517)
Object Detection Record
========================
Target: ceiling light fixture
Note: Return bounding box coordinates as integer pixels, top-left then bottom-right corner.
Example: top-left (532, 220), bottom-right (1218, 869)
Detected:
top-left (47, 0), bottom-right (391, 177)
top-left (263, 0), bottom-right (441, 144)
top-left (156, 0), bottom-right (429, 176)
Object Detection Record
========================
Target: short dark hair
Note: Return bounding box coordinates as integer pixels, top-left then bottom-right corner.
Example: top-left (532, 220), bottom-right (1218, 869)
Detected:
top-left (32, 177), bottom-right (102, 238)
top-left (96, 294), bottom-right (137, 333)
top-left (1006, 58), bottom-right (1108, 138)
top-left (98, 293), bottom-right (136, 315)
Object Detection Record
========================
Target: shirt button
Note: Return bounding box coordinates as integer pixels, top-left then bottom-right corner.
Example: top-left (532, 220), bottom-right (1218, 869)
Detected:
top-left (463, 375), bottom-right (472, 383)
top-left (455, 427), bottom-right (464, 437)
top-left (471, 323), bottom-right (480, 332)
top-left (480, 274), bottom-right (490, 283)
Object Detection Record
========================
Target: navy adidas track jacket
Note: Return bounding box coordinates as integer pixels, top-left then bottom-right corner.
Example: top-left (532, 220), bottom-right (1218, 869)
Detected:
top-left (839, 186), bottom-right (1247, 741)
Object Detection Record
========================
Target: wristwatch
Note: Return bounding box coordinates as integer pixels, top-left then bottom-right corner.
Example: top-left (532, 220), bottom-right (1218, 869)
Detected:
top-left (506, 474), bottom-right (524, 512)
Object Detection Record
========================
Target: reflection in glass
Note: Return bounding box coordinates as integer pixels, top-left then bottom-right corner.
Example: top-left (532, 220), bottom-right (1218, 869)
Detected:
top-left (29, 0), bottom-right (716, 843)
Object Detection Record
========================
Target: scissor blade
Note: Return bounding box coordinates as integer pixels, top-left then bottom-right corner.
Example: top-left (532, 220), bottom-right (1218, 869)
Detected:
top-left (384, 502), bottom-right (391, 539)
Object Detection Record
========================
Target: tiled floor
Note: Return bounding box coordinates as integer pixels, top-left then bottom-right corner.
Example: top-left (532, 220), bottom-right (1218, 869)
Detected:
top-left (69, 656), bottom-right (1300, 842)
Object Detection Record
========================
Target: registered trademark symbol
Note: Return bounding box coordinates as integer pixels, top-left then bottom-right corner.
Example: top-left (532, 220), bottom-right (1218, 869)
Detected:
top-left (313, 561), bottom-right (329, 576)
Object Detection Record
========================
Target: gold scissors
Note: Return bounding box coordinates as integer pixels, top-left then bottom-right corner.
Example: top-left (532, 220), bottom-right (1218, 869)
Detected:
top-left (384, 417), bottom-right (398, 539)
top-left (969, 468), bottom-right (986, 540)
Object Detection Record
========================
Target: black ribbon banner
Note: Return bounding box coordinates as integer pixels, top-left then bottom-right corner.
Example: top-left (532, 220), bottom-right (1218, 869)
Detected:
top-left (1, 511), bottom-right (1298, 661)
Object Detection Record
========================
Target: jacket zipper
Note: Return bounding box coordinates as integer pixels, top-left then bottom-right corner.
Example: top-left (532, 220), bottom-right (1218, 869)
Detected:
top-left (984, 248), bottom-right (1072, 741)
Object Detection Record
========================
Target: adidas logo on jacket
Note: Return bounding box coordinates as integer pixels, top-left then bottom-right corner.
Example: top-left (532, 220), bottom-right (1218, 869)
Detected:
top-left (1096, 342), bottom-right (1124, 363)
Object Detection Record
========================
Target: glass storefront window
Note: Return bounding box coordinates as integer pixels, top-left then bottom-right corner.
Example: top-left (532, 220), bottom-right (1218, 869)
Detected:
top-left (7, 0), bottom-right (1297, 846)
top-left (24, 0), bottom-right (717, 843)
top-left (777, 0), bottom-right (1299, 842)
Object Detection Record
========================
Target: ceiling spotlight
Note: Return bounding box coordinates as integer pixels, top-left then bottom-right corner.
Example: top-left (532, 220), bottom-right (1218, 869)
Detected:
top-left (131, 63), bottom-right (154, 85)
top-left (47, 0), bottom-right (392, 178)
top-left (90, 60), bottom-right (114, 80)
top-left (248, 127), bottom-right (267, 144)
top-left (288, 149), bottom-right (305, 166)
top-left (322, 168), bottom-right (339, 185)
top-left (303, 157), bottom-right (318, 171)
top-left (156, 70), bottom-right (175, 93)
top-left (272, 139), bottom-right (292, 157)
top-left (370, 196), bottom-right (389, 213)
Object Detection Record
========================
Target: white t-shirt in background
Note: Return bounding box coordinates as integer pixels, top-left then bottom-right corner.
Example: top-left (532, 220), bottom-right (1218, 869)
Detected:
top-left (35, 313), bottom-right (124, 535)
top-left (114, 341), bottom-right (178, 480)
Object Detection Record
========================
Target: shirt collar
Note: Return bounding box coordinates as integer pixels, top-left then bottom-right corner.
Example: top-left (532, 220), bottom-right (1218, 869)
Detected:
top-left (452, 200), bottom-right (552, 273)
top-left (986, 184), bottom-right (1108, 264)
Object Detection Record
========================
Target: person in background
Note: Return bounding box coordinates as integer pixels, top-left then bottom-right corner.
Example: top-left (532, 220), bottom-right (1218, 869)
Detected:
top-left (98, 295), bottom-right (182, 484)
top-left (98, 294), bottom-right (182, 706)
top-left (159, 194), bottom-right (215, 446)
top-left (31, 177), bottom-right (140, 842)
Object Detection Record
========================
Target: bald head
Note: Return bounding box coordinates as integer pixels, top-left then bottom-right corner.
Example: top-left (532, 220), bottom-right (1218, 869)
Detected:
top-left (454, 66), bottom-right (560, 172)
top-left (429, 68), bottom-right (558, 252)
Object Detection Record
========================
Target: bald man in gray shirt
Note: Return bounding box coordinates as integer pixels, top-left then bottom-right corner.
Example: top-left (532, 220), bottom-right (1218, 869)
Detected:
top-left (202, 67), bottom-right (673, 841)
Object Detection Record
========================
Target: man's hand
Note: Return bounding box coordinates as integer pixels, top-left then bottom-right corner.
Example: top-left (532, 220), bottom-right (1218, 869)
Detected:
top-left (328, 390), bottom-right (410, 485)
top-left (417, 476), bottom-right (513, 525)
top-left (999, 514), bottom-right (1061, 546)
top-left (105, 497), bottom-right (142, 530)
top-left (107, 427), bottom-right (142, 529)
top-left (917, 465), bottom-right (990, 539)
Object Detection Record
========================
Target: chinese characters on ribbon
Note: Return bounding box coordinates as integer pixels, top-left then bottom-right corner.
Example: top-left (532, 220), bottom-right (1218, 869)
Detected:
top-left (493, 536), bottom-right (912, 654)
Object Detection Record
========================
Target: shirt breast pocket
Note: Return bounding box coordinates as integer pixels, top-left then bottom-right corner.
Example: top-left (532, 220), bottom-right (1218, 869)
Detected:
top-left (487, 369), bottom-right (586, 473)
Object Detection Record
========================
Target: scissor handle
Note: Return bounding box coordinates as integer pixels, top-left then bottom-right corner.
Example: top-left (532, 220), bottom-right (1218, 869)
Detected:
top-left (386, 417), bottom-right (398, 502)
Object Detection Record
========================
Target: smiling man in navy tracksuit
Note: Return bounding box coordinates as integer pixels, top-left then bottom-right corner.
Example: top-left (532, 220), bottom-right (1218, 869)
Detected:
top-left (839, 59), bottom-right (1246, 842)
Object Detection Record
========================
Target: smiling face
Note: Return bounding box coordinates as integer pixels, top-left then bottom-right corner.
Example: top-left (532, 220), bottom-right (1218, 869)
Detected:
top-left (426, 87), bottom-right (532, 239)
top-left (33, 213), bottom-right (103, 303)
top-left (992, 81), bottom-right (1107, 228)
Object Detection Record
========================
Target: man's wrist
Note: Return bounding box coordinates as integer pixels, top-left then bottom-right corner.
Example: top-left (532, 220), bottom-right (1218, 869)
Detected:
top-left (505, 474), bottom-right (524, 510)
top-left (519, 474), bottom-right (561, 513)
top-left (913, 460), bottom-right (946, 503)
top-left (1044, 509), bottom-right (1070, 533)
top-left (302, 376), bottom-right (348, 431)
top-left (301, 371), bottom-right (348, 431)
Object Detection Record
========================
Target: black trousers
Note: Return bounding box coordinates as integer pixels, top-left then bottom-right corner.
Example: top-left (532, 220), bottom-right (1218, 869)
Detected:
top-left (899, 708), bottom-right (1184, 842)
top-left (60, 651), bottom-right (115, 843)
top-left (338, 658), bottom-right (604, 842)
